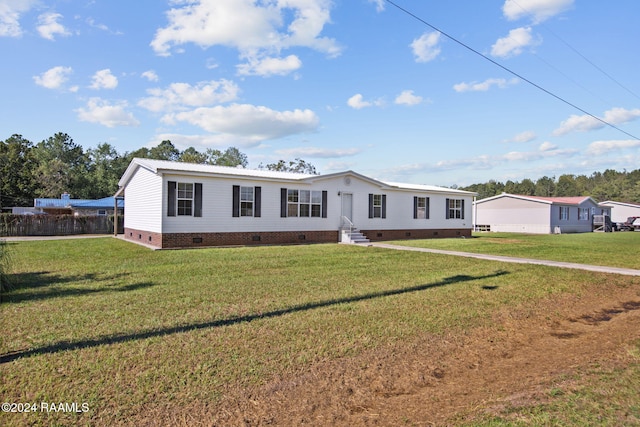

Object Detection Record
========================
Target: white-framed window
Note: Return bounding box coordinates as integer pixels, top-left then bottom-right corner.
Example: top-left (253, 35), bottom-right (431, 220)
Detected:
top-left (579, 208), bottom-right (589, 221)
top-left (240, 186), bottom-right (254, 217)
top-left (97, 209), bottom-right (107, 216)
top-left (415, 196), bottom-right (429, 219)
top-left (372, 194), bottom-right (383, 218)
top-left (288, 189), bottom-right (323, 217)
top-left (559, 206), bottom-right (569, 220)
top-left (177, 182), bottom-right (194, 216)
top-left (447, 199), bottom-right (464, 219)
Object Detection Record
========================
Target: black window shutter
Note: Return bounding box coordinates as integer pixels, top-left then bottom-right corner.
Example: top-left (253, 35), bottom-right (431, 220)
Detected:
top-left (445, 198), bottom-right (450, 219)
top-left (321, 190), bottom-right (328, 218)
top-left (382, 195), bottom-right (387, 219)
top-left (461, 199), bottom-right (465, 219)
top-left (254, 187), bottom-right (261, 217)
top-left (194, 183), bottom-right (202, 217)
top-left (280, 188), bottom-right (287, 217)
top-left (368, 194), bottom-right (374, 218)
top-left (232, 185), bottom-right (240, 217)
top-left (167, 181), bottom-right (176, 217)
top-left (413, 196), bottom-right (418, 219)
top-left (426, 197), bottom-right (430, 219)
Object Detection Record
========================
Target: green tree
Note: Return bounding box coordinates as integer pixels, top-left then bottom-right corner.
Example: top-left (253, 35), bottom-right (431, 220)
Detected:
top-left (149, 140), bottom-right (180, 161)
top-left (179, 147), bottom-right (208, 164)
top-left (87, 143), bottom-right (129, 198)
top-left (534, 176), bottom-right (556, 197)
top-left (555, 174), bottom-right (578, 196)
top-left (32, 133), bottom-right (90, 198)
top-left (260, 158), bottom-right (318, 175)
top-left (206, 147), bottom-right (248, 167)
top-left (0, 134), bottom-right (37, 208)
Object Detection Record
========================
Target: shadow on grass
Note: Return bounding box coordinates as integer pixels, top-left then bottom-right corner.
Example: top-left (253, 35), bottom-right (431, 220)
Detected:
top-left (1, 270), bottom-right (508, 364)
top-left (0, 272), bottom-right (148, 303)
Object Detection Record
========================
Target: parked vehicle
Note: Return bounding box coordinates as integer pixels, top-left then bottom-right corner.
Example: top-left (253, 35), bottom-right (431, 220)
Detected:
top-left (616, 216), bottom-right (640, 231)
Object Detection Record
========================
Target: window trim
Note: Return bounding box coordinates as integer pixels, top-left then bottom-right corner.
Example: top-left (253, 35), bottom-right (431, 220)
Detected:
top-left (280, 188), bottom-right (327, 218)
top-left (233, 185), bottom-right (261, 217)
top-left (168, 181), bottom-right (202, 217)
top-left (368, 193), bottom-right (387, 219)
top-left (413, 196), bottom-right (430, 219)
top-left (446, 198), bottom-right (465, 220)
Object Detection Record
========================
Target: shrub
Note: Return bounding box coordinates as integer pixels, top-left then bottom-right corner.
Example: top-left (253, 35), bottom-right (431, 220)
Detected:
top-left (0, 239), bottom-right (12, 297)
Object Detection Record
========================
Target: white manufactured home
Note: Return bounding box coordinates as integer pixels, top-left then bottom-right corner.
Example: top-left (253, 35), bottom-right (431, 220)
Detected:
top-left (598, 200), bottom-right (640, 223)
top-left (473, 193), bottom-right (611, 234)
top-left (116, 158), bottom-right (475, 249)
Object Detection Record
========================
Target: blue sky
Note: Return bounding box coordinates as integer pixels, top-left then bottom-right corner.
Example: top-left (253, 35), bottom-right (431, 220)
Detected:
top-left (2, 0), bottom-right (639, 187)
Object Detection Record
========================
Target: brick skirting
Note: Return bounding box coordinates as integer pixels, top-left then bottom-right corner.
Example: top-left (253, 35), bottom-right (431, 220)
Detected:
top-left (124, 228), bottom-right (338, 249)
top-left (123, 227), bottom-right (471, 249)
top-left (361, 228), bottom-right (472, 241)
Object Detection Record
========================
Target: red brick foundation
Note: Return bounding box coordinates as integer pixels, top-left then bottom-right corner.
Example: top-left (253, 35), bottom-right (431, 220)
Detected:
top-left (123, 227), bottom-right (471, 249)
top-left (361, 228), bottom-right (472, 241)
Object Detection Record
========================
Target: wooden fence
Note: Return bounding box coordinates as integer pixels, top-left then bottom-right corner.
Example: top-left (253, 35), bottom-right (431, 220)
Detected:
top-left (0, 214), bottom-right (124, 237)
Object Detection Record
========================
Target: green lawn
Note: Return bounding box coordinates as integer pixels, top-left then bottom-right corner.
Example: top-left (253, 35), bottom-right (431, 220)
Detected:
top-left (1, 235), bottom-right (638, 426)
top-left (388, 231), bottom-right (640, 269)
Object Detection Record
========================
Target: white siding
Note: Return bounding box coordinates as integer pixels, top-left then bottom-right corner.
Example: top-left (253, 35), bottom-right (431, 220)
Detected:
top-left (159, 173), bottom-right (472, 233)
top-left (600, 202), bottom-right (640, 223)
top-left (124, 166), bottom-right (163, 233)
top-left (475, 197), bottom-right (552, 234)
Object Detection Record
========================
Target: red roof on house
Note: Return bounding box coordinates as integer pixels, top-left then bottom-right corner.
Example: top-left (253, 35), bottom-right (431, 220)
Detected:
top-left (513, 195), bottom-right (592, 204)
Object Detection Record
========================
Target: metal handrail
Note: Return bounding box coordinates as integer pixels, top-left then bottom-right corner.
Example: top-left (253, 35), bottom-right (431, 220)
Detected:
top-left (341, 216), bottom-right (354, 235)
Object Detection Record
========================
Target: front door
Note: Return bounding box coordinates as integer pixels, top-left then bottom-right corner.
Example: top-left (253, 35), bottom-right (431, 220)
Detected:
top-left (341, 193), bottom-right (353, 225)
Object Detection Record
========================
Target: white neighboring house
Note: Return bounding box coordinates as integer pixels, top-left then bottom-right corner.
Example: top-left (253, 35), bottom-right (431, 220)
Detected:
top-left (116, 158), bottom-right (476, 249)
top-left (473, 193), bottom-right (611, 234)
top-left (598, 201), bottom-right (640, 223)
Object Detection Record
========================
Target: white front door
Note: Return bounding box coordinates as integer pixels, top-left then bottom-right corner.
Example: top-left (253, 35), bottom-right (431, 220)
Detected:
top-left (341, 193), bottom-right (353, 224)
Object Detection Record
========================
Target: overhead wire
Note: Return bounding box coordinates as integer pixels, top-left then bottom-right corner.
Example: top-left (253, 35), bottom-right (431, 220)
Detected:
top-left (509, 0), bottom-right (640, 103)
top-left (383, 0), bottom-right (640, 141)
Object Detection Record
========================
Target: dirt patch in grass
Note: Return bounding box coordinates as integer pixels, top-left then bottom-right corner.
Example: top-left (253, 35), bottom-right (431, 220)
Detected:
top-left (136, 279), bottom-right (640, 426)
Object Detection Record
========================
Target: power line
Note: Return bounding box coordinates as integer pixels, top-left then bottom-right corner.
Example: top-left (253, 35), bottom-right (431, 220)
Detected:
top-left (383, 0), bottom-right (640, 141)
top-left (509, 0), bottom-right (640, 103)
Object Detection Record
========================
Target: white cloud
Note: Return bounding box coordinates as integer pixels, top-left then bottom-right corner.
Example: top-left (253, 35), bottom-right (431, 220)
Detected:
top-left (33, 66), bottom-right (73, 89)
top-left (275, 147), bottom-right (361, 158)
top-left (36, 12), bottom-right (71, 40)
top-left (0, 0), bottom-right (38, 37)
top-left (76, 98), bottom-right (140, 128)
top-left (138, 79), bottom-right (239, 113)
top-left (539, 141), bottom-right (557, 151)
top-left (453, 78), bottom-right (519, 93)
top-left (553, 107), bottom-right (640, 136)
top-left (164, 103), bottom-right (320, 142)
top-left (347, 93), bottom-right (383, 109)
top-left (491, 27), bottom-right (537, 58)
top-left (504, 130), bottom-right (537, 143)
top-left (90, 69), bottom-right (118, 90)
top-left (150, 0), bottom-right (341, 75)
top-left (503, 0), bottom-right (574, 24)
top-left (586, 139), bottom-right (640, 156)
top-left (394, 90), bottom-right (423, 106)
top-left (410, 31), bottom-right (441, 63)
top-left (141, 70), bottom-right (159, 82)
top-left (237, 54), bottom-right (302, 77)
top-left (369, 0), bottom-right (385, 12)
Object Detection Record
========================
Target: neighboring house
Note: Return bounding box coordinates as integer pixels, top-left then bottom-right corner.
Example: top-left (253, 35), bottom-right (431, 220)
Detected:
top-left (34, 193), bottom-right (124, 216)
top-left (599, 200), bottom-right (640, 223)
top-left (116, 158), bottom-right (476, 249)
top-left (473, 193), bottom-right (611, 234)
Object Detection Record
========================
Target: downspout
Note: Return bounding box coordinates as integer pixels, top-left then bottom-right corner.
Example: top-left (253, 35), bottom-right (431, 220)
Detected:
top-left (113, 186), bottom-right (124, 236)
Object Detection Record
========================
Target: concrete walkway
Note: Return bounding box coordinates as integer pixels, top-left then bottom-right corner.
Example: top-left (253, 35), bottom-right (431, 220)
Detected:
top-left (370, 243), bottom-right (640, 277)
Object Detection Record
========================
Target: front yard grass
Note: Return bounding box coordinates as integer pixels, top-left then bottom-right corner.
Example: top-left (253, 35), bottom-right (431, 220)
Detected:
top-left (388, 231), bottom-right (640, 269)
top-left (1, 235), bottom-right (639, 426)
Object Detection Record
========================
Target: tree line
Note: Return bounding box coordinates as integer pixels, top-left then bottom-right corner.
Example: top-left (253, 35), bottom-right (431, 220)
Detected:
top-left (2, 132), bottom-right (639, 209)
top-left (0, 133), bottom-right (317, 209)
top-left (459, 170), bottom-right (640, 203)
